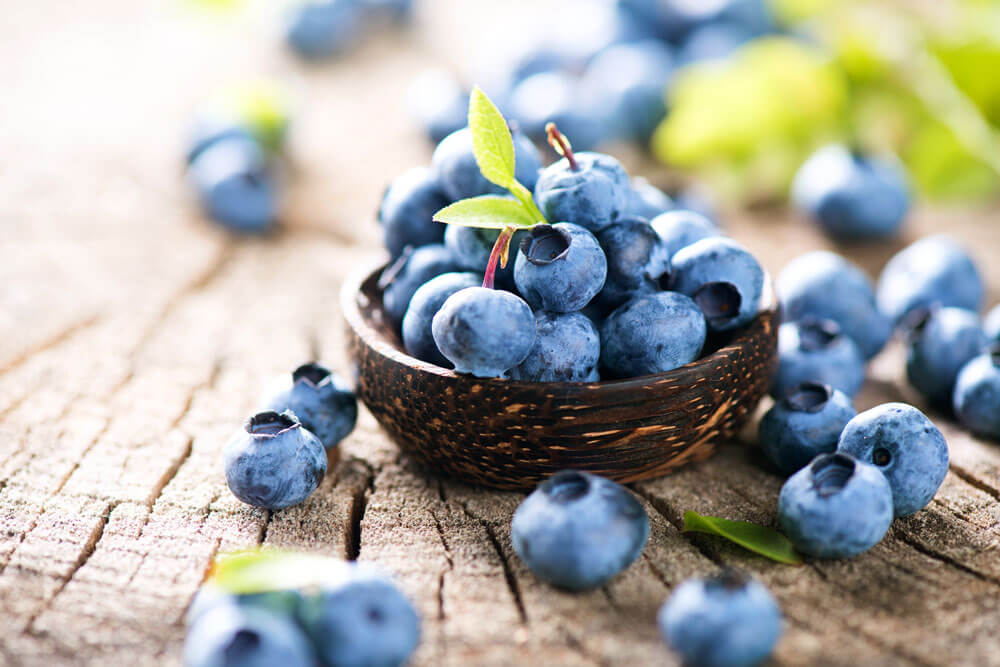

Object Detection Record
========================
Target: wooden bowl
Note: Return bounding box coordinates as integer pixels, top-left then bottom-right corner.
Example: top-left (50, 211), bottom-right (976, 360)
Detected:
top-left (342, 263), bottom-right (779, 491)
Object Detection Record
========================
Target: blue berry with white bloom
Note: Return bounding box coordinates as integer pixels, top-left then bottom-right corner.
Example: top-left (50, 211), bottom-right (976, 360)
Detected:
top-left (378, 167), bottom-right (449, 259)
top-left (512, 470), bottom-right (648, 591)
top-left (188, 137), bottom-right (278, 234)
top-left (759, 383), bottom-right (856, 476)
top-left (650, 210), bottom-right (720, 259)
top-left (508, 311), bottom-right (601, 382)
top-left (184, 604), bottom-right (315, 667)
top-left (773, 318), bottom-right (865, 399)
top-left (284, 0), bottom-right (362, 60)
top-left (623, 177), bottom-right (674, 221)
top-left (904, 307), bottom-right (985, 407)
top-left (669, 237), bottom-right (763, 332)
top-left (402, 272), bottom-right (482, 367)
top-left (514, 223), bottom-right (608, 313)
top-left (444, 224), bottom-right (526, 292)
top-left (432, 127), bottom-right (541, 201)
top-left (984, 305), bottom-right (1000, 343)
top-left (381, 244), bottom-right (459, 326)
top-left (953, 346), bottom-right (1000, 440)
top-left (262, 363), bottom-right (357, 450)
top-left (595, 217), bottom-right (671, 312)
top-left (600, 292), bottom-right (706, 378)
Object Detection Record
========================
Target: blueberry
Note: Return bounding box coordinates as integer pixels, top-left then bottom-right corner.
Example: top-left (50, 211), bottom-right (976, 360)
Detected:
top-left (184, 604), bottom-right (315, 667)
top-left (223, 411), bottom-right (326, 509)
top-left (759, 383), bottom-right (856, 476)
top-left (511, 470), bottom-right (649, 591)
top-left (444, 224), bottom-right (526, 292)
top-left (185, 115), bottom-right (257, 165)
top-left (773, 318), bottom-right (865, 399)
top-left (984, 305), bottom-right (1000, 342)
top-left (877, 235), bottom-right (983, 325)
top-left (953, 346), bottom-right (1000, 439)
top-left (669, 237), bottom-right (763, 332)
top-left (284, 0), bottom-right (362, 60)
top-left (792, 145), bottom-right (909, 240)
top-left (508, 311), bottom-right (601, 382)
top-left (777, 250), bottom-right (891, 360)
top-left (299, 564), bottom-right (420, 667)
top-left (380, 244), bottom-right (459, 326)
top-left (432, 127), bottom-right (541, 201)
top-left (407, 70), bottom-right (469, 144)
top-left (624, 177), bottom-right (674, 221)
top-left (778, 452), bottom-right (893, 558)
top-left (431, 286), bottom-right (535, 377)
top-left (262, 363), bottom-right (357, 450)
top-left (514, 223), bottom-right (608, 313)
top-left (402, 271), bottom-right (482, 367)
top-left (533, 150), bottom-right (629, 232)
top-left (594, 217), bottom-right (671, 312)
top-left (658, 569), bottom-right (781, 667)
top-left (904, 307), bottom-right (985, 407)
top-left (378, 167), bottom-right (450, 259)
top-left (187, 137), bottom-right (278, 233)
top-left (580, 40), bottom-right (673, 142)
top-left (601, 292), bottom-right (706, 378)
top-left (837, 403), bottom-right (948, 517)
top-left (650, 209), bottom-right (721, 259)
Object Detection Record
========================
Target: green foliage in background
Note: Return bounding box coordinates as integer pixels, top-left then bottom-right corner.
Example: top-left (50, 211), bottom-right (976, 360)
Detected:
top-left (652, 0), bottom-right (1000, 203)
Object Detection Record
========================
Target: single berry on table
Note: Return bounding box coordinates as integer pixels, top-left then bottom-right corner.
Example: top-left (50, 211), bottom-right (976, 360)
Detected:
top-left (513, 223), bottom-right (608, 313)
top-left (187, 137), bottom-right (278, 234)
top-left (904, 307), bottom-right (985, 407)
top-left (184, 604), bottom-right (315, 667)
top-left (261, 362), bottom-right (357, 450)
top-left (223, 410), bottom-right (326, 510)
top-left (778, 452), bottom-right (894, 558)
top-left (759, 382), bottom-right (856, 476)
top-left (669, 236), bottom-right (763, 332)
top-left (380, 244), bottom-right (459, 326)
top-left (507, 311), bottom-right (601, 382)
top-left (378, 166), bottom-right (450, 259)
top-left (658, 569), bottom-right (782, 667)
top-left (953, 345), bottom-right (1000, 439)
top-left (773, 318), bottom-right (865, 399)
top-left (511, 470), bottom-right (649, 591)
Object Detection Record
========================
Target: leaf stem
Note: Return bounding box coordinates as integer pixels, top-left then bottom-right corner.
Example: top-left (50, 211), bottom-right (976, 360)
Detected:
top-left (546, 122), bottom-right (578, 171)
top-left (483, 226), bottom-right (516, 289)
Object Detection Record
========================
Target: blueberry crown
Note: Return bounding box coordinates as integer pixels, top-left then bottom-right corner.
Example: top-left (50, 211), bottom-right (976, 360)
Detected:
top-left (706, 567), bottom-right (750, 592)
top-left (782, 382), bottom-right (832, 413)
top-left (245, 410), bottom-right (300, 437)
top-left (293, 362), bottom-right (332, 387)
top-left (810, 452), bottom-right (856, 497)
top-left (693, 281), bottom-right (741, 328)
top-left (901, 305), bottom-right (936, 343)
top-left (540, 470), bottom-right (591, 503)
top-left (797, 317), bottom-right (842, 351)
top-left (521, 224), bottom-right (571, 266)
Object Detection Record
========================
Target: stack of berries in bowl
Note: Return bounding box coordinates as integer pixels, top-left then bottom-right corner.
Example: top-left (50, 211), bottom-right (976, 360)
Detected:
top-left (378, 88), bottom-right (762, 382)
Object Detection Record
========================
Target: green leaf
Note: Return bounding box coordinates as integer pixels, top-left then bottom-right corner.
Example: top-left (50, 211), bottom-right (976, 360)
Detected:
top-left (209, 549), bottom-right (354, 594)
top-left (682, 511), bottom-right (803, 565)
top-left (433, 195), bottom-right (539, 230)
top-left (468, 87), bottom-right (516, 189)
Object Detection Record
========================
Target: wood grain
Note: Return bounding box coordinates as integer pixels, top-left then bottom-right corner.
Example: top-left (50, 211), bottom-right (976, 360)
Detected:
top-left (2, 1), bottom-right (1000, 665)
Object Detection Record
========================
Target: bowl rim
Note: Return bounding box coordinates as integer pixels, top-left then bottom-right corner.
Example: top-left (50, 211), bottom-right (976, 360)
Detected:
top-left (341, 260), bottom-right (778, 390)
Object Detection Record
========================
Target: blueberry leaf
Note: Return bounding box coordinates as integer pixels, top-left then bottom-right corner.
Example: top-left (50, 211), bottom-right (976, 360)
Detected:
top-left (434, 195), bottom-right (538, 229)
top-left (209, 549), bottom-right (353, 593)
top-left (468, 86), bottom-right (516, 189)
top-left (682, 511), bottom-right (803, 565)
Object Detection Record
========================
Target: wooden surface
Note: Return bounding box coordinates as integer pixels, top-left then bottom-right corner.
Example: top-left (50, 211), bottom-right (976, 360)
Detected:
top-left (3, 1), bottom-right (1000, 665)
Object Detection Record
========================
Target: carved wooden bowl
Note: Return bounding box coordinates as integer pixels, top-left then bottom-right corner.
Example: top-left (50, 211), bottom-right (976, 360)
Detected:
top-left (342, 263), bottom-right (779, 491)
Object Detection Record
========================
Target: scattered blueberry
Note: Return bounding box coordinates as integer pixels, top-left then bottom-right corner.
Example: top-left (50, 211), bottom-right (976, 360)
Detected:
top-left (184, 604), bottom-right (315, 667)
top-left (408, 70), bottom-right (470, 144)
top-left (759, 383), bottom-right (856, 476)
top-left (380, 244), bottom-right (459, 326)
top-left (600, 291), bottom-right (706, 378)
top-left (594, 217), bottom-right (671, 312)
top-left (188, 137), bottom-right (278, 233)
top-left (877, 235), bottom-right (983, 326)
top-left (378, 166), bottom-right (450, 259)
top-left (773, 318), bottom-right (865, 399)
top-left (511, 470), bottom-right (649, 591)
top-left (792, 145), bottom-right (909, 240)
top-left (658, 569), bottom-right (781, 667)
top-left (431, 286), bottom-right (535, 377)
top-left (837, 403), bottom-right (948, 517)
top-left (284, 0), bottom-right (363, 60)
top-left (650, 209), bottom-right (720, 259)
top-left (533, 142), bottom-right (629, 233)
top-left (444, 224), bottom-right (525, 291)
top-left (507, 311), bottom-right (601, 382)
top-left (402, 271), bottom-right (481, 367)
top-left (514, 223), bottom-right (608, 313)
top-left (223, 411), bottom-right (327, 509)
top-left (777, 250), bottom-right (891, 360)
top-left (299, 564), bottom-right (420, 667)
top-left (432, 127), bottom-right (541, 201)
top-left (262, 363), bottom-right (357, 450)
top-left (904, 307), bottom-right (985, 407)
top-left (623, 177), bottom-right (674, 221)
top-left (186, 115), bottom-right (257, 166)
top-left (778, 452), bottom-right (894, 558)
top-left (669, 237), bottom-right (763, 332)
top-left (953, 346), bottom-right (1000, 440)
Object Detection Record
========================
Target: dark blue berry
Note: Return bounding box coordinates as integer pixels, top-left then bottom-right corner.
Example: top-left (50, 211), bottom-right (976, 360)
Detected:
top-left (594, 217), bottom-right (671, 312)
top-left (533, 151), bottom-right (629, 232)
top-left (773, 318), bottom-right (865, 399)
top-left (514, 223), bottom-right (608, 313)
top-left (508, 311), bottom-right (600, 382)
top-left (669, 237), bottom-right (763, 332)
top-left (380, 244), bottom-right (459, 327)
top-left (402, 272), bottom-right (482, 367)
top-left (904, 307), bottom-right (985, 407)
top-left (759, 383), bottom-right (856, 476)
top-left (262, 363), bottom-right (357, 450)
top-left (600, 292), bottom-right (706, 378)
top-left (953, 346), bottom-right (1000, 440)
top-left (378, 167), bottom-right (449, 259)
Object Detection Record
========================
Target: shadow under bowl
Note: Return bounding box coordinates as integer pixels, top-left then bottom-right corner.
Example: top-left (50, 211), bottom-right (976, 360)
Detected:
top-left (342, 263), bottom-right (779, 491)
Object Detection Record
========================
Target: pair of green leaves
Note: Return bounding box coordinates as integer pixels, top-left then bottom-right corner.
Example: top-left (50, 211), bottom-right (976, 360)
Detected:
top-left (683, 511), bottom-right (803, 565)
top-left (433, 88), bottom-right (546, 230)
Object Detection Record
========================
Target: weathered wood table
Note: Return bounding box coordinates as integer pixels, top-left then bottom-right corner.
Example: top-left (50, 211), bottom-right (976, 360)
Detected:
top-left (3, 1), bottom-right (1000, 665)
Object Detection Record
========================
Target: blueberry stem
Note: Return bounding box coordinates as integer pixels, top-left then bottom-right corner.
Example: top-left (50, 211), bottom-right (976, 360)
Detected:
top-left (482, 226), bottom-right (515, 289)
top-left (545, 122), bottom-right (578, 171)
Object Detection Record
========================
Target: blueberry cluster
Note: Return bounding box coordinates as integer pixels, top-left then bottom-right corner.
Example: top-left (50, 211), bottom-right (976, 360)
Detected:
top-left (410, 0), bottom-right (776, 149)
top-left (224, 363), bottom-right (358, 510)
top-left (379, 120), bottom-right (763, 381)
top-left (185, 552), bottom-right (420, 667)
top-left (285, 0), bottom-right (414, 61)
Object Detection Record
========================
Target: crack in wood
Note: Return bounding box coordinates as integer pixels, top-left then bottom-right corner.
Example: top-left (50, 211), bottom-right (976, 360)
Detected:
top-left (345, 469), bottom-right (374, 561)
top-left (457, 501), bottom-right (527, 624)
top-left (948, 462), bottom-right (1000, 503)
top-left (0, 314), bottom-right (101, 379)
top-left (894, 530), bottom-right (1000, 587)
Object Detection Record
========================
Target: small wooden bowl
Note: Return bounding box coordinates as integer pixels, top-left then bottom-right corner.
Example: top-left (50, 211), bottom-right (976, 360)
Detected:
top-left (342, 264), bottom-right (779, 491)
